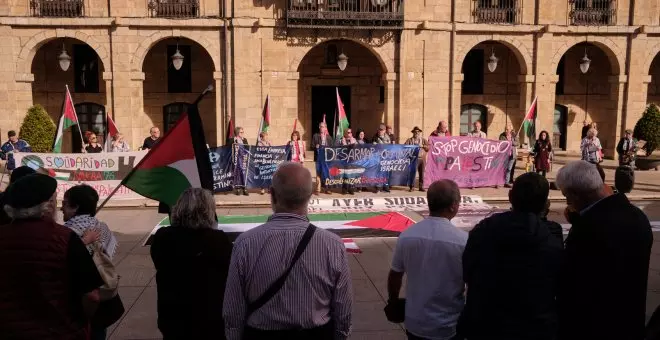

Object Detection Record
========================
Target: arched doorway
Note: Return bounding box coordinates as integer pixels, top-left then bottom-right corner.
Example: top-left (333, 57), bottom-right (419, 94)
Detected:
top-left (460, 41), bottom-right (526, 138)
top-left (647, 53), bottom-right (660, 106)
top-left (554, 42), bottom-right (621, 155)
top-left (31, 38), bottom-right (106, 152)
top-left (553, 104), bottom-right (568, 150)
top-left (142, 38), bottom-right (216, 145)
top-left (163, 102), bottom-right (191, 133)
top-left (297, 40), bottom-right (386, 144)
top-left (460, 104), bottom-right (488, 136)
top-left (73, 102), bottom-right (106, 152)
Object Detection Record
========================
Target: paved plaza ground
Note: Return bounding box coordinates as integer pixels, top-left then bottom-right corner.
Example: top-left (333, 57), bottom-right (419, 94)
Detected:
top-left (91, 200), bottom-right (660, 340)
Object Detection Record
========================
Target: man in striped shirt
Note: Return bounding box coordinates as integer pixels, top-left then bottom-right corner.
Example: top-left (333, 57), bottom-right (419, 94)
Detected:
top-left (223, 162), bottom-right (353, 340)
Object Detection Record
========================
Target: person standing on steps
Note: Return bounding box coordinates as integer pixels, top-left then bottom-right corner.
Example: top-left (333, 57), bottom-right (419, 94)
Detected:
top-left (405, 126), bottom-right (428, 192)
top-left (312, 122), bottom-right (333, 195)
top-left (232, 126), bottom-right (249, 196)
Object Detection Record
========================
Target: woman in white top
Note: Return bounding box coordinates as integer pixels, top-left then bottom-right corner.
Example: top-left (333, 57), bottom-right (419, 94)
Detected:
top-left (580, 128), bottom-right (603, 164)
top-left (288, 130), bottom-right (306, 164)
top-left (111, 133), bottom-right (130, 152)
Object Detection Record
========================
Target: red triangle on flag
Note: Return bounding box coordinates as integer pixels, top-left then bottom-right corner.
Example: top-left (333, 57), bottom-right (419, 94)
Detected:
top-left (343, 212), bottom-right (416, 232)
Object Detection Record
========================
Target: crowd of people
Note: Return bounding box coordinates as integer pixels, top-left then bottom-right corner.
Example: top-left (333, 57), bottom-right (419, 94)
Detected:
top-left (0, 158), bottom-right (655, 340)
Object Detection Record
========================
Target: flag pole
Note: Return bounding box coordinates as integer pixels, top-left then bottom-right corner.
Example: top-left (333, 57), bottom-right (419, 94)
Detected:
top-left (66, 85), bottom-right (86, 151)
top-left (98, 85), bottom-right (214, 213)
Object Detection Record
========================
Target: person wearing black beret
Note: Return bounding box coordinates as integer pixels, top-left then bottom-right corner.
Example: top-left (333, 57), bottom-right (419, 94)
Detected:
top-left (0, 165), bottom-right (36, 225)
top-left (0, 173), bottom-right (105, 340)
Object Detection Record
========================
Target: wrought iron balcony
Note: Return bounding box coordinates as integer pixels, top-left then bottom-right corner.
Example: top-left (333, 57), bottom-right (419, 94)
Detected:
top-left (471, 0), bottom-right (521, 24)
top-left (569, 0), bottom-right (616, 25)
top-left (30, 0), bottom-right (84, 17)
top-left (148, 0), bottom-right (200, 18)
top-left (286, 0), bottom-right (403, 29)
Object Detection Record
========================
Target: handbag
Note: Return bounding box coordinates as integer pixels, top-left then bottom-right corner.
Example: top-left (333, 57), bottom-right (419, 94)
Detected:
top-left (246, 224), bottom-right (317, 319)
top-left (89, 232), bottom-right (125, 328)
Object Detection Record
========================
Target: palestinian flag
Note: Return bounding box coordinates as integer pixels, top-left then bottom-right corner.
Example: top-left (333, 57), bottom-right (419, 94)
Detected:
top-left (121, 104), bottom-right (213, 207)
top-left (225, 119), bottom-right (234, 146)
top-left (522, 96), bottom-right (538, 138)
top-left (335, 88), bottom-right (349, 140)
top-left (104, 113), bottom-right (119, 152)
top-left (145, 211), bottom-right (424, 248)
top-left (53, 86), bottom-right (82, 153)
top-left (259, 95), bottom-right (271, 134)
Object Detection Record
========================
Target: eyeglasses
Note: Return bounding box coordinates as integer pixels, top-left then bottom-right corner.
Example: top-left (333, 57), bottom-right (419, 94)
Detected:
top-left (347, 131), bottom-right (352, 134)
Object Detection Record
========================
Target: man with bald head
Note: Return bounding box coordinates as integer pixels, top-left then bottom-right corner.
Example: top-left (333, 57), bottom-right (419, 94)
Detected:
top-left (388, 180), bottom-right (467, 340)
top-left (224, 162), bottom-right (353, 340)
top-left (142, 126), bottom-right (161, 150)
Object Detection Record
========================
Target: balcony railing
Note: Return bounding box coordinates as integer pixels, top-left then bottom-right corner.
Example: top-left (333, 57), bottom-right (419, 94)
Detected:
top-left (148, 0), bottom-right (200, 18)
top-left (30, 0), bottom-right (84, 17)
top-left (286, 0), bottom-right (403, 29)
top-left (569, 0), bottom-right (616, 25)
top-left (471, 0), bottom-right (521, 24)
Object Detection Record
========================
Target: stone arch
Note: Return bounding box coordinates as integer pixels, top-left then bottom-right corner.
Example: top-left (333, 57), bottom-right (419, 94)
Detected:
top-left (290, 38), bottom-right (393, 73)
top-left (643, 42), bottom-right (660, 75)
top-left (131, 31), bottom-right (219, 72)
top-left (455, 35), bottom-right (532, 74)
top-left (16, 30), bottom-right (110, 76)
top-left (550, 36), bottom-right (623, 75)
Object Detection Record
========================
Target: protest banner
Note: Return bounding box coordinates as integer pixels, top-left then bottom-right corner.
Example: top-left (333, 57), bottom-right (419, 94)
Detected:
top-left (208, 146), bottom-right (234, 192)
top-left (318, 144), bottom-right (419, 187)
top-left (245, 145), bottom-right (291, 189)
top-left (425, 136), bottom-right (511, 188)
top-left (14, 151), bottom-right (148, 200)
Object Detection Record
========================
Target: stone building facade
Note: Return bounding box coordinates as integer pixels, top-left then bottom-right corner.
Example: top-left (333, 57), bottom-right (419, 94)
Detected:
top-left (1, 0), bottom-right (660, 156)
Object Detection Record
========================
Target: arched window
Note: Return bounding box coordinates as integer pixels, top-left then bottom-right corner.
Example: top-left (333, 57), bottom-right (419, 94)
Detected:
top-left (163, 102), bottom-right (190, 133)
top-left (73, 102), bottom-right (105, 151)
top-left (460, 104), bottom-right (488, 136)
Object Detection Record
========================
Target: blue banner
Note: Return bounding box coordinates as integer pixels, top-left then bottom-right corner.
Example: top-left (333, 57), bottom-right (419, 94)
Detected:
top-left (318, 144), bottom-right (419, 187)
top-left (209, 146), bottom-right (234, 192)
top-left (245, 145), bottom-right (291, 189)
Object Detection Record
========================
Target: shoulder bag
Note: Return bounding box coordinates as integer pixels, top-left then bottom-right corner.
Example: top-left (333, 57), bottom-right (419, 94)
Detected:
top-left (246, 224), bottom-right (317, 319)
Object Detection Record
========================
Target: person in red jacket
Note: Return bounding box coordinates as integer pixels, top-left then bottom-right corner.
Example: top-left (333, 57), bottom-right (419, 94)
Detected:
top-left (0, 174), bottom-right (103, 340)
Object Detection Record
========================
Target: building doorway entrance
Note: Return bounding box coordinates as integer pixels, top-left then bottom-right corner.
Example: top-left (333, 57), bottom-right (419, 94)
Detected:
top-left (73, 102), bottom-right (105, 153)
top-left (553, 104), bottom-right (568, 150)
top-left (311, 86), bottom-right (351, 138)
top-left (460, 104), bottom-right (488, 136)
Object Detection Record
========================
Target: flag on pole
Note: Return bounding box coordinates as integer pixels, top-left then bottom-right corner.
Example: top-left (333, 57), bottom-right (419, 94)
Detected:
top-left (120, 104), bottom-right (213, 207)
top-left (53, 86), bottom-right (82, 153)
top-left (104, 113), bottom-right (119, 152)
top-left (225, 119), bottom-right (234, 146)
top-left (521, 96), bottom-right (538, 138)
top-left (293, 119), bottom-right (298, 132)
top-left (259, 95), bottom-right (271, 134)
top-left (322, 114), bottom-right (326, 125)
top-left (335, 88), bottom-right (349, 140)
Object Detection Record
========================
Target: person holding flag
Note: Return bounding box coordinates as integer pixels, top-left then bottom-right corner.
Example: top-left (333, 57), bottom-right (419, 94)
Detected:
top-left (312, 121), bottom-right (333, 195)
top-left (110, 133), bottom-right (130, 152)
top-left (53, 85), bottom-right (84, 153)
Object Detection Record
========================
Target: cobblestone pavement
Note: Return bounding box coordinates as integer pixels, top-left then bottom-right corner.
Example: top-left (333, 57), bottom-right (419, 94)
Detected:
top-left (82, 200), bottom-right (660, 340)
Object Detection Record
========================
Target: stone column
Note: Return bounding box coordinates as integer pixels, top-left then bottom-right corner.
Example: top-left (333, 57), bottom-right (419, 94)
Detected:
top-left (214, 71), bottom-right (224, 143)
top-left (450, 73), bottom-right (463, 136)
top-left (14, 73), bottom-right (35, 126)
top-left (606, 74), bottom-right (627, 158)
top-left (383, 72), bottom-right (397, 128)
top-left (533, 74), bottom-right (558, 148)
top-left (103, 72), bottom-right (113, 115)
top-left (129, 71), bottom-right (145, 149)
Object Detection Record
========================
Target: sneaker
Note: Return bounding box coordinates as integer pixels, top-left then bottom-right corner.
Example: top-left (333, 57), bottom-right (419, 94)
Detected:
top-left (418, 188), bottom-right (425, 192)
top-left (409, 187), bottom-right (414, 192)
top-left (242, 189), bottom-right (249, 196)
top-left (260, 189), bottom-right (265, 195)
top-left (348, 189), bottom-right (355, 195)
top-left (383, 187), bottom-right (391, 193)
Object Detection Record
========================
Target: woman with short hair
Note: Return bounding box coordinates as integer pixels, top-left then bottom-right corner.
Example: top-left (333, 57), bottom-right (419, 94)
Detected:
top-left (581, 128), bottom-right (603, 164)
top-left (62, 184), bottom-right (119, 340)
top-left (111, 133), bottom-right (130, 152)
top-left (289, 130), bottom-right (306, 164)
top-left (150, 188), bottom-right (232, 340)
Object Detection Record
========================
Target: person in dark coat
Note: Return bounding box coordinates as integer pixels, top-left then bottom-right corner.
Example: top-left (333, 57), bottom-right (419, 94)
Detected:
top-left (533, 130), bottom-right (552, 177)
top-left (457, 172), bottom-right (563, 340)
top-left (312, 122), bottom-right (333, 195)
top-left (151, 188), bottom-right (233, 340)
top-left (556, 161), bottom-right (653, 340)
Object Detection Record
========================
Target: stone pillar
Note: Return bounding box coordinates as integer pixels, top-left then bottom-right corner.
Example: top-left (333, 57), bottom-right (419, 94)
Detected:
top-left (534, 74), bottom-right (558, 148)
top-left (129, 71), bottom-right (145, 149)
top-left (383, 72), bottom-right (397, 128)
top-left (103, 72), bottom-right (113, 114)
top-left (450, 73), bottom-right (463, 136)
top-left (14, 73), bottom-right (35, 127)
top-left (606, 74), bottom-right (627, 158)
top-left (214, 71), bottom-right (224, 143)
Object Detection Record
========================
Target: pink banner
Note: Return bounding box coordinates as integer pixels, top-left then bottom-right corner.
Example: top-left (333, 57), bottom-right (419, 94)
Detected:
top-left (424, 136), bottom-right (511, 188)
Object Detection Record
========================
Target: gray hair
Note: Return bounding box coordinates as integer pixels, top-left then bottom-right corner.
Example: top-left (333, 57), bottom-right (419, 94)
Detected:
top-left (171, 188), bottom-right (217, 229)
top-left (587, 128), bottom-right (597, 138)
top-left (427, 180), bottom-right (461, 213)
top-left (234, 126), bottom-right (243, 135)
top-left (556, 160), bottom-right (603, 195)
top-left (319, 122), bottom-right (327, 128)
top-left (4, 202), bottom-right (50, 220)
top-left (272, 162), bottom-right (313, 210)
